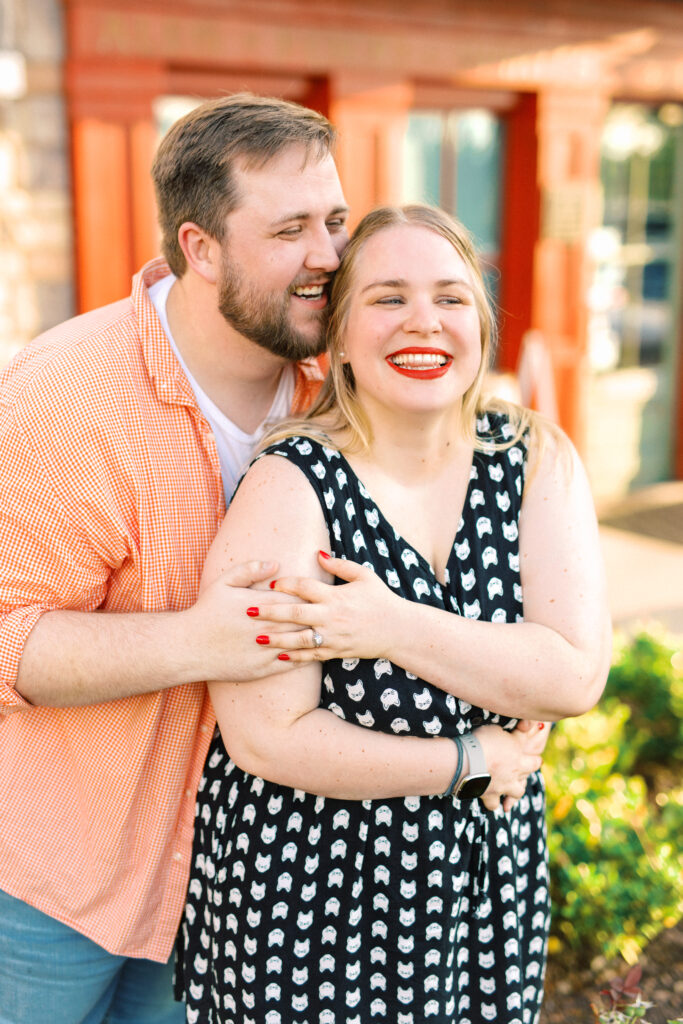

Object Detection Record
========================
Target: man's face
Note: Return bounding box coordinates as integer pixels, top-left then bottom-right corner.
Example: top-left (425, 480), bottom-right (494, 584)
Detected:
top-left (217, 145), bottom-right (349, 360)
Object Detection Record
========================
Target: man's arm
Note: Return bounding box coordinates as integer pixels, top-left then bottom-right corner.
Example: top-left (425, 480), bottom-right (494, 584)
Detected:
top-left (13, 561), bottom-right (293, 707)
top-left (0, 409), bottom-right (298, 711)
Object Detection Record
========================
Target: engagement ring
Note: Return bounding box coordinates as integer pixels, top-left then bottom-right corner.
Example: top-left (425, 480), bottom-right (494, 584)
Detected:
top-left (311, 629), bottom-right (324, 649)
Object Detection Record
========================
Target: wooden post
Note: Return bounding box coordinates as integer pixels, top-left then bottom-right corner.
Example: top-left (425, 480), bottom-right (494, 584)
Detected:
top-left (326, 76), bottom-right (413, 227)
top-left (498, 93), bottom-right (540, 376)
top-left (65, 56), bottom-right (164, 310)
top-left (531, 89), bottom-right (610, 449)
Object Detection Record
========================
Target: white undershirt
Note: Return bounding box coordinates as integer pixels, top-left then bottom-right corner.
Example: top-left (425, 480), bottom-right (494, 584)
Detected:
top-left (148, 274), bottom-right (295, 504)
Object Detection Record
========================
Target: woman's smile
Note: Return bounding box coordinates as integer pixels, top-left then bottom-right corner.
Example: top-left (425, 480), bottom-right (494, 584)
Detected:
top-left (386, 346), bottom-right (453, 379)
top-left (341, 224), bottom-right (483, 414)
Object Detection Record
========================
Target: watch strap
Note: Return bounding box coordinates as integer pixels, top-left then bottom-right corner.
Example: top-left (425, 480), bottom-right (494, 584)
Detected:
top-left (443, 736), bottom-right (464, 797)
top-left (460, 732), bottom-right (487, 777)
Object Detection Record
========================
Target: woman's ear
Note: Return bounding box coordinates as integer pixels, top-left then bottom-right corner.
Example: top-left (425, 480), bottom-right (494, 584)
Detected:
top-left (176, 222), bottom-right (221, 284)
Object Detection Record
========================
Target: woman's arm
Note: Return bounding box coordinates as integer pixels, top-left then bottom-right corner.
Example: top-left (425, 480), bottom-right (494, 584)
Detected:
top-left (204, 455), bottom-right (543, 803)
top-left (254, 431), bottom-right (612, 722)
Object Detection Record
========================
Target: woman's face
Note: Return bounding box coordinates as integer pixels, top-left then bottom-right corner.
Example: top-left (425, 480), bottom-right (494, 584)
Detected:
top-left (340, 224), bottom-right (483, 419)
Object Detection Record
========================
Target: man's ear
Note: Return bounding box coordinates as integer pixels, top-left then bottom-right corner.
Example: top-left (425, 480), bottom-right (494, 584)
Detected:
top-left (177, 222), bottom-right (221, 284)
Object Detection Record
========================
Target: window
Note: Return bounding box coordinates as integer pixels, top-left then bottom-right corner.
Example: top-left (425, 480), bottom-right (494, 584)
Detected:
top-left (598, 103), bottom-right (683, 372)
top-left (401, 109), bottom-right (504, 298)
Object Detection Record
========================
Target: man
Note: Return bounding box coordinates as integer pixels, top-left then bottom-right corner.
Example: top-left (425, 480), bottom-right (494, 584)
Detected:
top-left (0, 93), bottom-right (349, 1023)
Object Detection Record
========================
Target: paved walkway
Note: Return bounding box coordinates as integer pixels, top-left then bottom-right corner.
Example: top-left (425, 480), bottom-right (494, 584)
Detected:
top-left (597, 481), bottom-right (683, 637)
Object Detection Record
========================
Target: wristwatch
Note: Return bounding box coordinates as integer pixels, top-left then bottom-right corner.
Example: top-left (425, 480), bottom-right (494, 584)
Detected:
top-left (452, 732), bottom-right (491, 800)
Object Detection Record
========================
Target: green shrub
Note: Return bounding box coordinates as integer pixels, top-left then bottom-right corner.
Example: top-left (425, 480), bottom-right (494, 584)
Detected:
top-left (603, 631), bottom-right (683, 782)
top-left (543, 630), bottom-right (683, 967)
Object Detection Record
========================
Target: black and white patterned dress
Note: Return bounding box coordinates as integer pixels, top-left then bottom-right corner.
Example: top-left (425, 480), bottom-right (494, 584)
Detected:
top-left (178, 411), bottom-right (550, 1024)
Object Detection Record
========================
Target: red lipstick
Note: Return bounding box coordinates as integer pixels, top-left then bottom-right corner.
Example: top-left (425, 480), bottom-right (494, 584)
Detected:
top-left (386, 347), bottom-right (452, 380)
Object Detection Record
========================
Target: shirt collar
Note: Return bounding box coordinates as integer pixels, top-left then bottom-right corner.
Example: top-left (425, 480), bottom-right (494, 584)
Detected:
top-left (133, 258), bottom-right (197, 407)
top-left (132, 258), bottom-right (327, 414)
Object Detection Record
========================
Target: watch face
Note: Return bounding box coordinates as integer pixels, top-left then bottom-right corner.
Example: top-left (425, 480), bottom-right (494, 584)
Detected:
top-left (458, 773), bottom-right (491, 799)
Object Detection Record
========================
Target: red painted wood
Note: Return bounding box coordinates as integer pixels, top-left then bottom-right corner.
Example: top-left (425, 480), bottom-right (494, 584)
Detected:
top-left (70, 118), bottom-right (133, 311)
top-left (498, 93), bottom-right (540, 375)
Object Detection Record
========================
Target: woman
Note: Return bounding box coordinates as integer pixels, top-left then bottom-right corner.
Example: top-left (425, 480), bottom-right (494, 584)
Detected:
top-left (177, 205), bottom-right (610, 1024)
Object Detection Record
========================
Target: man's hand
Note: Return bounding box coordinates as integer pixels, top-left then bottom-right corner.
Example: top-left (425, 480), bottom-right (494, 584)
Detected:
top-left (183, 560), bottom-right (313, 682)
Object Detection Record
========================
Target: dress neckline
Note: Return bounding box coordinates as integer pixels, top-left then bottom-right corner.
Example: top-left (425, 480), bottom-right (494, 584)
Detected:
top-left (329, 444), bottom-right (478, 590)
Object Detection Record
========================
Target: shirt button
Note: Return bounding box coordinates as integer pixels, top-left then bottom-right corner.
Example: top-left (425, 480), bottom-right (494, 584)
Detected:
top-left (173, 852), bottom-right (183, 862)
top-left (199, 724), bottom-right (209, 733)
top-left (185, 789), bottom-right (193, 798)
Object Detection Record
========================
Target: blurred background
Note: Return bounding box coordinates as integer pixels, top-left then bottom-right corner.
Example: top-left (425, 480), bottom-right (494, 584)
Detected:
top-left (3, 0), bottom-right (683, 508)
top-left (1, 0), bottom-right (681, 1013)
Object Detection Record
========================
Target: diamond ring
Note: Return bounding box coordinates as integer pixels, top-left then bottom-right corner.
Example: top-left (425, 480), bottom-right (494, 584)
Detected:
top-left (311, 629), bottom-right (324, 649)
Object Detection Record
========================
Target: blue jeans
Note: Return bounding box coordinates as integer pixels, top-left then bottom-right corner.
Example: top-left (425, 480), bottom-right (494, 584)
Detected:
top-left (0, 888), bottom-right (185, 1024)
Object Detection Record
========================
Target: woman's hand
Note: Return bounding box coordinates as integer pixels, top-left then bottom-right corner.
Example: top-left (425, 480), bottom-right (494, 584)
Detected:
top-left (186, 560), bottom-right (308, 681)
top-left (514, 717), bottom-right (551, 755)
top-left (474, 722), bottom-right (547, 812)
top-left (246, 552), bottom-right (403, 661)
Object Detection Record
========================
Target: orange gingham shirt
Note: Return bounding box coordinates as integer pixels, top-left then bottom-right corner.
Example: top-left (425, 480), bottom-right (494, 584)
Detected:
top-left (0, 258), bottom-right (324, 960)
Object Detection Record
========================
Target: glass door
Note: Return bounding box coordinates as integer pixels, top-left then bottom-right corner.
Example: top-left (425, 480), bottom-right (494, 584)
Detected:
top-left (401, 109), bottom-right (504, 302)
top-left (589, 103), bottom-right (683, 489)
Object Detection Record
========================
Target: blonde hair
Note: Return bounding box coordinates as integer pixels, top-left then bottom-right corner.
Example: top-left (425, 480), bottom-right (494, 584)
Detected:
top-left (264, 204), bottom-right (544, 456)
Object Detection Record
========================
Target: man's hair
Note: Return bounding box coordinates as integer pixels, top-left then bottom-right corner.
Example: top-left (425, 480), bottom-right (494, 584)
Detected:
top-left (151, 92), bottom-right (337, 277)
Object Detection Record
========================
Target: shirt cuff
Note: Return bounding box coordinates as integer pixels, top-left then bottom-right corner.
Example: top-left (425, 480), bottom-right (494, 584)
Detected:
top-left (0, 606), bottom-right (44, 713)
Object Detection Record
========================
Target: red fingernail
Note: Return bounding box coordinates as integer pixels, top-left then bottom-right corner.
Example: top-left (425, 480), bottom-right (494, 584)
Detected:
top-left (256, 635), bottom-right (270, 645)
top-left (277, 653), bottom-right (290, 661)
top-left (269, 580), bottom-right (278, 589)
top-left (538, 723), bottom-right (545, 730)
top-left (246, 607), bottom-right (259, 617)
top-left (319, 550), bottom-right (330, 559)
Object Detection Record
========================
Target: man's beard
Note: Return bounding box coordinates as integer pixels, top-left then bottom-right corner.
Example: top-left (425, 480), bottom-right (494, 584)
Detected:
top-left (218, 258), bottom-right (327, 361)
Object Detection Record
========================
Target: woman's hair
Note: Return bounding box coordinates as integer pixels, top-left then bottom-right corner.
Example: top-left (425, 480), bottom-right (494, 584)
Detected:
top-left (263, 203), bottom-right (548, 457)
